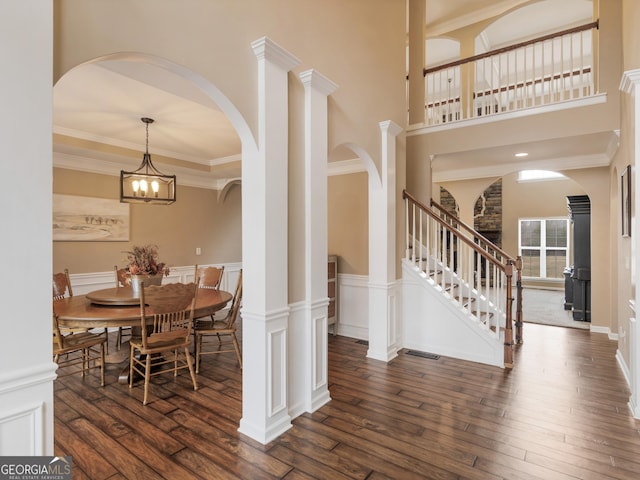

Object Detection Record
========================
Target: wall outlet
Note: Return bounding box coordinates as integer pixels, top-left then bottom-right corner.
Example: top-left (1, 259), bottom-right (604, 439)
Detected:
top-left (195, 247), bottom-right (202, 255)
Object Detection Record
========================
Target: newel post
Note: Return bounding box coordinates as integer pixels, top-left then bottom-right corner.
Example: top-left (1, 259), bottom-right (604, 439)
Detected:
top-left (504, 261), bottom-right (514, 368)
top-left (515, 256), bottom-right (524, 344)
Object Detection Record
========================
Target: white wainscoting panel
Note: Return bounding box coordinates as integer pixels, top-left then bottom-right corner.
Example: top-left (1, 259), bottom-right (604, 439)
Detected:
top-left (0, 363), bottom-right (56, 455)
top-left (287, 302), bottom-right (306, 418)
top-left (336, 274), bottom-right (369, 340)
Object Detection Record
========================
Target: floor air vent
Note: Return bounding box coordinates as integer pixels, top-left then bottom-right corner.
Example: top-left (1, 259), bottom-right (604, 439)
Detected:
top-left (406, 350), bottom-right (440, 360)
top-left (355, 340), bottom-right (369, 346)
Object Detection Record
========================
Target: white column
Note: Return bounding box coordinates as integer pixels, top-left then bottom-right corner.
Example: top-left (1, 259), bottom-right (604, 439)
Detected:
top-left (367, 121), bottom-right (403, 362)
top-left (0, 0), bottom-right (56, 456)
top-left (621, 70), bottom-right (640, 418)
top-left (297, 69), bottom-right (338, 413)
top-left (239, 37), bottom-right (300, 443)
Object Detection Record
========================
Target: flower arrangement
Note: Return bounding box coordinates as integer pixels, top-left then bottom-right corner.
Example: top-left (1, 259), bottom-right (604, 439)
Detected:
top-left (124, 244), bottom-right (170, 276)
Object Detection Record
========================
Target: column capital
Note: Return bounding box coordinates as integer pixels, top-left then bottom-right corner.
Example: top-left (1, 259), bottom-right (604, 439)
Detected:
top-left (251, 36), bottom-right (300, 71)
top-left (299, 69), bottom-right (338, 96)
top-left (379, 120), bottom-right (403, 137)
top-left (620, 69), bottom-right (640, 95)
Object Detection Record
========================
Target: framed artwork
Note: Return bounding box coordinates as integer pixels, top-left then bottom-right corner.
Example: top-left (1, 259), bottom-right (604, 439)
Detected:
top-left (621, 165), bottom-right (631, 237)
top-left (53, 194), bottom-right (130, 241)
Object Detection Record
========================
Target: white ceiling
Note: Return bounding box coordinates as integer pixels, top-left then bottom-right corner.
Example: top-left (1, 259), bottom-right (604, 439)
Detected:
top-left (53, 0), bottom-right (602, 187)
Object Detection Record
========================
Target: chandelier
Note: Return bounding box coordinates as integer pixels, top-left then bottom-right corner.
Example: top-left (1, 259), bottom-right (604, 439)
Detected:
top-left (120, 117), bottom-right (176, 204)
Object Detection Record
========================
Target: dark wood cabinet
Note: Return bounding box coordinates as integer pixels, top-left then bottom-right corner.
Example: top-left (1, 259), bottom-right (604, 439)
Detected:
top-left (566, 195), bottom-right (591, 322)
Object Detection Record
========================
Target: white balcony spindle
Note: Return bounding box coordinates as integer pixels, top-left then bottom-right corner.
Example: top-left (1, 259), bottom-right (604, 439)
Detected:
top-left (418, 209), bottom-right (423, 272)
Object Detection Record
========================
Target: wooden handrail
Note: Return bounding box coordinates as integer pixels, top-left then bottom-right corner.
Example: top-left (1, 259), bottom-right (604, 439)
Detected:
top-left (403, 189), bottom-right (524, 363)
top-left (426, 193), bottom-right (524, 345)
top-left (423, 20), bottom-right (599, 76)
top-left (403, 191), bottom-right (506, 271)
top-left (430, 198), bottom-right (515, 263)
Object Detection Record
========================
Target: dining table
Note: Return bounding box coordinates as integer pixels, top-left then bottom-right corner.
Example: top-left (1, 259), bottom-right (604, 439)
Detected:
top-left (54, 286), bottom-right (233, 384)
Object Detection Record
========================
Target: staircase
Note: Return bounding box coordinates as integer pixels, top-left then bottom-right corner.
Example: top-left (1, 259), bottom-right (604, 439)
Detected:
top-left (402, 190), bottom-right (523, 368)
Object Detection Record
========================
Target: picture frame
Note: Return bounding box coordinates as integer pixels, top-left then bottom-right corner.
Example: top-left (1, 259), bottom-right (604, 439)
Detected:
top-left (53, 194), bottom-right (130, 241)
top-left (621, 165), bottom-right (631, 237)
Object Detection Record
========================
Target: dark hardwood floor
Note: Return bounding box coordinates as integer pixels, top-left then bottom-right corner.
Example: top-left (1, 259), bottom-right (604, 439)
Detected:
top-left (54, 322), bottom-right (640, 479)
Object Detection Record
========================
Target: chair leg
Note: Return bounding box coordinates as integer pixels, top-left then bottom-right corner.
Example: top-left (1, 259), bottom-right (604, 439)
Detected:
top-left (172, 349), bottom-right (178, 377)
top-left (231, 333), bottom-right (242, 369)
top-left (143, 354), bottom-right (151, 405)
top-left (81, 348), bottom-right (87, 378)
top-left (195, 333), bottom-right (201, 374)
top-left (116, 327), bottom-right (122, 350)
top-left (185, 347), bottom-right (198, 391)
top-left (99, 342), bottom-right (105, 387)
top-left (128, 345), bottom-right (135, 389)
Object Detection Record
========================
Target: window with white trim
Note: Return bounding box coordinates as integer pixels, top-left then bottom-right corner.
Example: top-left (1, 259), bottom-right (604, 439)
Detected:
top-left (518, 218), bottom-right (570, 279)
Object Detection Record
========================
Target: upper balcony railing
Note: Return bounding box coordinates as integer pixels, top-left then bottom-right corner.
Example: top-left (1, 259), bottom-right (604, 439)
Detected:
top-left (423, 21), bottom-right (599, 126)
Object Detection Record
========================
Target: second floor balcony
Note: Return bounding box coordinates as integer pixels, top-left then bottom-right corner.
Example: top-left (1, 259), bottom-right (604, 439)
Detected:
top-left (418, 21), bottom-right (600, 128)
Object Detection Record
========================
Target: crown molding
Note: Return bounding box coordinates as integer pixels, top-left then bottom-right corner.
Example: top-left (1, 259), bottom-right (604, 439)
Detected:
top-left (432, 152), bottom-right (612, 183)
top-left (53, 126), bottom-right (215, 165)
top-left (299, 69), bottom-right (338, 96)
top-left (251, 36), bottom-right (300, 72)
top-left (53, 151), bottom-right (230, 190)
top-left (620, 69), bottom-right (640, 94)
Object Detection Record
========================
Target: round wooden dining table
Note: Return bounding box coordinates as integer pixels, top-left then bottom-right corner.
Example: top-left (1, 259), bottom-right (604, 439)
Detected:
top-left (54, 286), bottom-right (233, 384)
top-left (54, 286), bottom-right (232, 329)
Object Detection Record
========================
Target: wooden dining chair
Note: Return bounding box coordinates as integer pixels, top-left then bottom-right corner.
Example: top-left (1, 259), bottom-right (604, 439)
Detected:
top-left (53, 268), bottom-right (110, 352)
top-left (53, 312), bottom-right (106, 386)
top-left (194, 269), bottom-right (242, 372)
top-left (193, 265), bottom-right (225, 329)
top-left (129, 281), bottom-right (199, 405)
top-left (52, 268), bottom-right (74, 301)
top-left (114, 265), bottom-right (132, 350)
top-left (195, 264), bottom-right (224, 290)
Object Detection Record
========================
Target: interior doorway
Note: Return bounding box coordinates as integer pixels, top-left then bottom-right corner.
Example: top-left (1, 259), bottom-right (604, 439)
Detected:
top-left (522, 288), bottom-right (590, 330)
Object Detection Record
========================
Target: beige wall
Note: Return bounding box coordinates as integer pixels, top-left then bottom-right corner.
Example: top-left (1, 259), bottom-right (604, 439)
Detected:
top-left (416, 0), bottom-right (620, 160)
top-left (328, 172), bottom-right (369, 275)
top-left (502, 172), bottom-right (586, 264)
top-left (54, 0), bottom-right (407, 300)
top-left (438, 173), bottom-right (587, 287)
top-left (616, 0), bottom-right (640, 372)
top-left (53, 168), bottom-right (242, 274)
top-left (623, 0), bottom-right (640, 69)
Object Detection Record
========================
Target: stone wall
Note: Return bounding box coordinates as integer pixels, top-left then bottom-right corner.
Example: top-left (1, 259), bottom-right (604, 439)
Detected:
top-left (474, 179), bottom-right (502, 247)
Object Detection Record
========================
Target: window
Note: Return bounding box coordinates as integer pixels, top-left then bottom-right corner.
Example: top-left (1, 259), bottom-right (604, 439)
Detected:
top-left (518, 170), bottom-right (566, 182)
top-left (519, 218), bottom-right (569, 279)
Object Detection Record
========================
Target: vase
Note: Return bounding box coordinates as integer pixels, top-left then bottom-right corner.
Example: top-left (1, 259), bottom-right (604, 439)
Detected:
top-left (130, 274), bottom-right (164, 297)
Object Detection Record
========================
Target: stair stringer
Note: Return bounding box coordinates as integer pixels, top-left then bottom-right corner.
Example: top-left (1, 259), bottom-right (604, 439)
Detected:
top-left (402, 259), bottom-right (505, 368)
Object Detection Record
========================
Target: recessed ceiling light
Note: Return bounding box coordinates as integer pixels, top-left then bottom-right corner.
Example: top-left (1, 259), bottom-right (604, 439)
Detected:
top-left (515, 152), bottom-right (528, 157)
